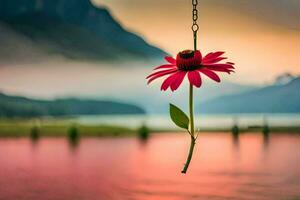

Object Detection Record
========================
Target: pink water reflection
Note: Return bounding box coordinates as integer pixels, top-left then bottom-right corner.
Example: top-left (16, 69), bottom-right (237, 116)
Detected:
top-left (0, 133), bottom-right (299, 200)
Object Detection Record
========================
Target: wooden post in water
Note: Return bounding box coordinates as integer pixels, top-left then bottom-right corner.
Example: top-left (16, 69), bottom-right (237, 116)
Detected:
top-left (68, 125), bottom-right (79, 148)
top-left (262, 115), bottom-right (270, 136)
top-left (68, 125), bottom-right (79, 140)
top-left (231, 117), bottom-right (239, 137)
top-left (30, 119), bottom-right (41, 141)
top-left (30, 126), bottom-right (40, 141)
top-left (138, 124), bottom-right (150, 141)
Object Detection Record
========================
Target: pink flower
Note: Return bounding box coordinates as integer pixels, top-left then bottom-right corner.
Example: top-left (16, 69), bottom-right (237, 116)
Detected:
top-left (146, 50), bottom-right (235, 91)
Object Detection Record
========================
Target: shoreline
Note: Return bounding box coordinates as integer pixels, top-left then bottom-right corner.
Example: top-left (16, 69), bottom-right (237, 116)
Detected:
top-left (0, 119), bottom-right (300, 137)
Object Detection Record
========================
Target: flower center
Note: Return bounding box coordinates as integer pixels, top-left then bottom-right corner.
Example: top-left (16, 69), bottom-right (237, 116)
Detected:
top-left (176, 50), bottom-right (202, 71)
top-left (179, 50), bottom-right (194, 59)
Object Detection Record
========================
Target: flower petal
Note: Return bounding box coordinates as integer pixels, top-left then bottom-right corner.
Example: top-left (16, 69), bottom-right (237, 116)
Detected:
top-left (202, 57), bottom-right (227, 64)
top-left (147, 68), bottom-right (177, 79)
top-left (204, 63), bottom-right (235, 69)
top-left (170, 71), bottom-right (187, 91)
top-left (204, 66), bottom-right (234, 74)
top-left (199, 68), bottom-right (221, 82)
top-left (202, 52), bottom-right (225, 63)
top-left (165, 56), bottom-right (176, 64)
top-left (154, 64), bottom-right (176, 70)
top-left (147, 69), bottom-right (178, 84)
top-left (188, 71), bottom-right (202, 88)
top-left (161, 73), bottom-right (179, 91)
top-left (209, 51), bottom-right (225, 58)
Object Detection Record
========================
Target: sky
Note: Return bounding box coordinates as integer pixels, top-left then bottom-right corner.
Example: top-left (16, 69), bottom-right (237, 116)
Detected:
top-left (93, 0), bottom-right (300, 83)
top-left (0, 0), bottom-right (299, 102)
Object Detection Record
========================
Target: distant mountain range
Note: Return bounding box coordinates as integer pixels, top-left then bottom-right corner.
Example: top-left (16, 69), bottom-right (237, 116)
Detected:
top-left (0, 0), bottom-right (166, 62)
top-left (0, 75), bottom-right (299, 117)
top-left (200, 76), bottom-right (300, 113)
top-left (0, 93), bottom-right (145, 117)
top-left (132, 80), bottom-right (259, 114)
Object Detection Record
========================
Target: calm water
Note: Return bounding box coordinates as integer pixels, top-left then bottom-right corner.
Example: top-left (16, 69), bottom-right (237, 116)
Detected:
top-left (0, 133), bottom-right (300, 200)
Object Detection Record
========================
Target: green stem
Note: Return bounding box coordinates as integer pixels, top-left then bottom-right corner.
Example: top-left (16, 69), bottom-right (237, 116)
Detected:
top-left (181, 84), bottom-right (196, 174)
top-left (189, 84), bottom-right (194, 135)
top-left (193, 32), bottom-right (197, 51)
top-left (181, 135), bottom-right (196, 174)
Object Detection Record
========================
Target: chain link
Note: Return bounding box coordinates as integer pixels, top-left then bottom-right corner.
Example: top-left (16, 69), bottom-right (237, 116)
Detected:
top-left (192, 0), bottom-right (199, 32)
top-left (191, 0), bottom-right (199, 50)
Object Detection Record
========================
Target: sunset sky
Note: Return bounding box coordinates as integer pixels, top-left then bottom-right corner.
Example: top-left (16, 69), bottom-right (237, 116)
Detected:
top-left (94, 0), bottom-right (300, 83)
top-left (0, 0), bottom-right (299, 100)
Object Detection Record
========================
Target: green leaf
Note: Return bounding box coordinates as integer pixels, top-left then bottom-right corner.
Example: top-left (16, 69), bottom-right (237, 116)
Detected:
top-left (169, 104), bottom-right (189, 130)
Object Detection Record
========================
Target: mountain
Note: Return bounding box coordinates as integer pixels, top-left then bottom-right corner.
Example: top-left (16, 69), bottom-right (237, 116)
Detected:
top-left (200, 76), bottom-right (300, 113)
top-left (274, 73), bottom-right (295, 85)
top-left (127, 79), bottom-right (259, 114)
top-left (0, 0), bottom-right (166, 62)
top-left (0, 92), bottom-right (145, 117)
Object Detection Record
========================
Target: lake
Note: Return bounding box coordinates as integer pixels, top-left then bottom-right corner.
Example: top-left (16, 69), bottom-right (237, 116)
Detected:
top-left (0, 133), bottom-right (299, 200)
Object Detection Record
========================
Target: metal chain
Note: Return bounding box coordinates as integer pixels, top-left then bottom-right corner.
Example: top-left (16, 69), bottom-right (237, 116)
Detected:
top-left (191, 0), bottom-right (199, 51)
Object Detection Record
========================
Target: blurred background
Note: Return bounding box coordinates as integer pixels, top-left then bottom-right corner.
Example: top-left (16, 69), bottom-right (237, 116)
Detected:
top-left (0, 0), bottom-right (299, 117)
top-left (0, 0), bottom-right (299, 200)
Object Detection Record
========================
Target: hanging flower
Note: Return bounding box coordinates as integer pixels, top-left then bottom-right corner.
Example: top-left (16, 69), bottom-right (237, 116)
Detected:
top-left (146, 50), bottom-right (235, 91)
